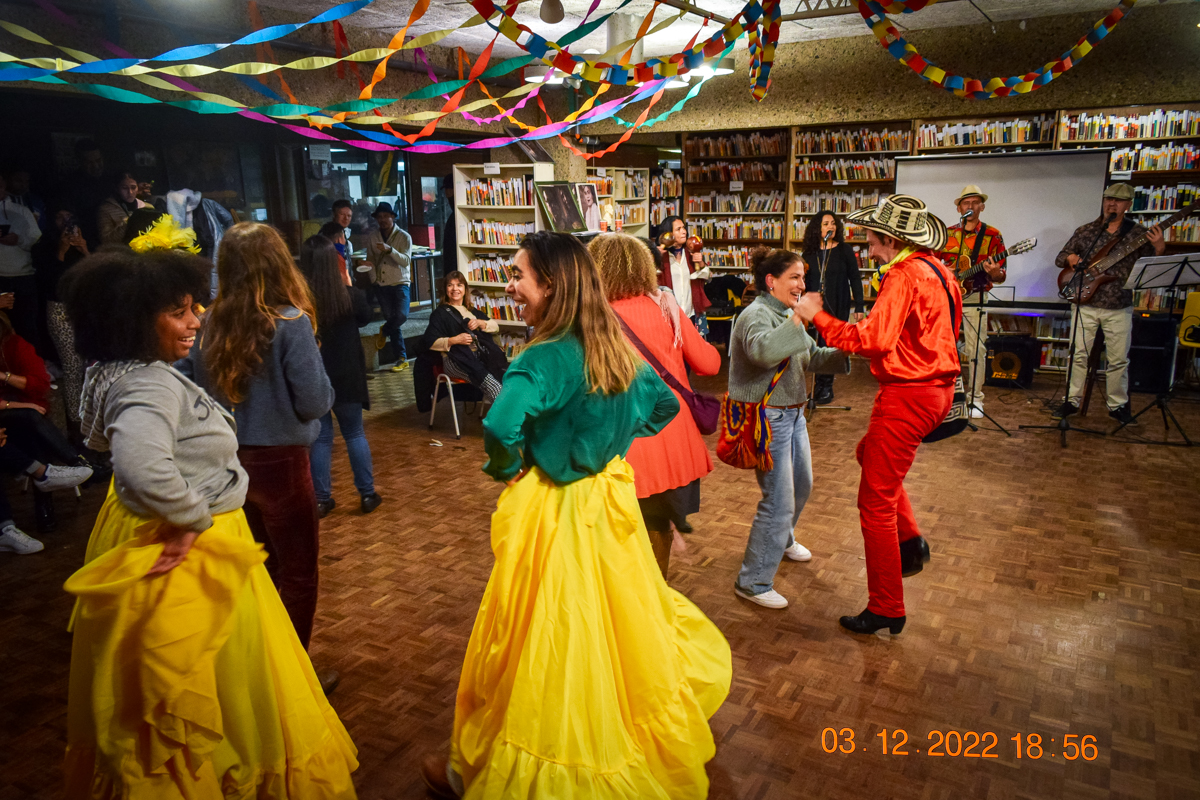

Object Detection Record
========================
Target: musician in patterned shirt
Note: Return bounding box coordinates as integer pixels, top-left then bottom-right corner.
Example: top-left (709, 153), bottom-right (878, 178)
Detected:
top-left (1053, 183), bottom-right (1164, 427)
top-left (937, 185), bottom-right (1006, 420)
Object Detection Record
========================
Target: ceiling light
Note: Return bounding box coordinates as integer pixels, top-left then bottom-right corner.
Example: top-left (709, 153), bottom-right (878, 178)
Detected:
top-left (639, 75), bottom-right (689, 90)
top-left (540, 0), bottom-right (564, 24)
top-left (690, 56), bottom-right (735, 78)
top-left (524, 65), bottom-right (567, 85)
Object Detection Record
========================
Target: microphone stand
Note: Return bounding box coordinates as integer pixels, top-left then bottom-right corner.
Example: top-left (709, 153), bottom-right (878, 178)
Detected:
top-left (808, 231), bottom-right (851, 415)
top-left (1019, 214), bottom-right (1114, 447)
top-left (957, 213), bottom-right (1011, 436)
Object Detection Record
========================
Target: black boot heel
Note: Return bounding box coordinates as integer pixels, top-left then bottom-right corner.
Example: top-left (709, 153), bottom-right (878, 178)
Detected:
top-left (839, 608), bottom-right (906, 635)
top-left (899, 535), bottom-right (930, 577)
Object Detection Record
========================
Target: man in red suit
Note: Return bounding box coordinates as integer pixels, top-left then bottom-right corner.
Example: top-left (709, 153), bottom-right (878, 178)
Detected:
top-left (796, 195), bottom-right (962, 635)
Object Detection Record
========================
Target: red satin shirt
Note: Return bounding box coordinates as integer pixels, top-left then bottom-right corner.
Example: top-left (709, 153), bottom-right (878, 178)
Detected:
top-left (814, 250), bottom-right (962, 386)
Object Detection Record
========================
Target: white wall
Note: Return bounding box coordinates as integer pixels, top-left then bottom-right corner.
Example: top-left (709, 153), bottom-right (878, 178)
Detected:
top-left (895, 150), bottom-right (1110, 302)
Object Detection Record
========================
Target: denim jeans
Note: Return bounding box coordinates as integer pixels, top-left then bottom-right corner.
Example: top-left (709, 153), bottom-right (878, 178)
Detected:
top-left (310, 402), bottom-right (375, 502)
top-left (736, 406), bottom-right (814, 596)
top-left (377, 282), bottom-right (410, 361)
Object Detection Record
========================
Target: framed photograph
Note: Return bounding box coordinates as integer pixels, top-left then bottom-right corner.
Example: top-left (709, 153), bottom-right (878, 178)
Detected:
top-left (574, 183), bottom-right (602, 232)
top-left (535, 182), bottom-right (587, 234)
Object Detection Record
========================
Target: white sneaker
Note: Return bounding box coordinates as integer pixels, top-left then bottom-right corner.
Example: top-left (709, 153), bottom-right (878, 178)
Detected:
top-left (783, 542), bottom-right (812, 562)
top-left (0, 524), bottom-right (44, 554)
top-left (33, 464), bottom-right (93, 493)
top-left (734, 587), bottom-right (789, 608)
top-left (969, 405), bottom-right (984, 419)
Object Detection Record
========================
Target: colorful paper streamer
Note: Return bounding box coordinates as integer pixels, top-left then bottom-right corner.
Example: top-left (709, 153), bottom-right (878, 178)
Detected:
top-left (858, 0), bottom-right (1139, 99)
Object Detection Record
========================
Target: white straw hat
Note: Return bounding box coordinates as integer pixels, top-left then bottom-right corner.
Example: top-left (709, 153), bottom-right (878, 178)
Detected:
top-left (846, 194), bottom-right (948, 251)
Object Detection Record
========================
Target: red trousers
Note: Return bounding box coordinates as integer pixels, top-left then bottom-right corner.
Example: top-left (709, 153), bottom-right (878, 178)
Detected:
top-left (855, 383), bottom-right (953, 618)
top-left (238, 444), bottom-right (321, 650)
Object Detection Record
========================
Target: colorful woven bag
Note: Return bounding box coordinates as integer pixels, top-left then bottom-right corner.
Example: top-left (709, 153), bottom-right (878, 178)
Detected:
top-left (716, 358), bottom-right (790, 471)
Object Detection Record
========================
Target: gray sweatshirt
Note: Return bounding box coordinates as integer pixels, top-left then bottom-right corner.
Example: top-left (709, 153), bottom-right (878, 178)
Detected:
top-left (728, 292), bottom-right (848, 406)
top-left (89, 362), bottom-right (248, 532)
top-left (177, 307), bottom-right (334, 447)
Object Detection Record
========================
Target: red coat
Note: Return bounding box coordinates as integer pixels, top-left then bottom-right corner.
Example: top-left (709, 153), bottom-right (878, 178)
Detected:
top-left (658, 250), bottom-right (711, 316)
top-left (814, 249), bottom-right (962, 386)
top-left (0, 334), bottom-right (52, 410)
top-left (612, 296), bottom-right (720, 498)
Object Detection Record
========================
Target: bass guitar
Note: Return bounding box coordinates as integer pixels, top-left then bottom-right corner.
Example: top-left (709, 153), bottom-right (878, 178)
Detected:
top-left (1057, 201), bottom-right (1198, 304)
top-left (955, 237), bottom-right (1037, 290)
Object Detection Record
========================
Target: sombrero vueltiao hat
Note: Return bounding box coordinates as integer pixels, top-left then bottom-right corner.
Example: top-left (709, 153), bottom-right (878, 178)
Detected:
top-left (846, 194), bottom-right (948, 252)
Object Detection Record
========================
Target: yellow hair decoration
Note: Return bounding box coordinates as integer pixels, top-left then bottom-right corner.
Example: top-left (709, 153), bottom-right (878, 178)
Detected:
top-left (128, 215), bottom-right (202, 254)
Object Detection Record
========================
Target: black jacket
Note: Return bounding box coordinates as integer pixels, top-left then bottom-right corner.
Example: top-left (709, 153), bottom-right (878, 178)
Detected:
top-left (318, 287), bottom-right (373, 409)
top-left (418, 303), bottom-right (508, 389)
top-left (803, 242), bottom-right (864, 321)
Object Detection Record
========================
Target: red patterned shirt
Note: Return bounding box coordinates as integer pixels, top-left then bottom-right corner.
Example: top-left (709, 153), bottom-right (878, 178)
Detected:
top-left (939, 221), bottom-right (1006, 297)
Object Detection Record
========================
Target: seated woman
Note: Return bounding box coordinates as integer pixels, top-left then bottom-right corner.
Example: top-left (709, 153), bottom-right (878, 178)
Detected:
top-left (0, 310), bottom-right (96, 532)
top-left (0, 428), bottom-right (94, 554)
top-left (418, 271), bottom-right (507, 403)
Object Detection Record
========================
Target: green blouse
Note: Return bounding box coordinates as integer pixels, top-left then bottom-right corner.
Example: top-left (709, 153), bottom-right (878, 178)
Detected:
top-left (482, 334), bottom-right (679, 484)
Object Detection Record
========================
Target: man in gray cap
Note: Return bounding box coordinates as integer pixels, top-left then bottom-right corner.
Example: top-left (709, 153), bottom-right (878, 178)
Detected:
top-left (1052, 183), bottom-right (1164, 426)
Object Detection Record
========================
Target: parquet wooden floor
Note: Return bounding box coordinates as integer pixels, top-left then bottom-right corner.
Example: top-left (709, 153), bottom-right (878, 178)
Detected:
top-left (2, 358), bottom-right (1199, 800)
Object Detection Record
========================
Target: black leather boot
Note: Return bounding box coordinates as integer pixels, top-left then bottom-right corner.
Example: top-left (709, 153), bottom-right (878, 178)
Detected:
top-left (839, 608), bottom-right (906, 635)
top-left (899, 535), bottom-right (931, 577)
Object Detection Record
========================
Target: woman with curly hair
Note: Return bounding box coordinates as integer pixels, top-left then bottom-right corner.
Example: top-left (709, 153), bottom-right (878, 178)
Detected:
top-left (179, 222), bottom-right (334, 652)
top-left (422, 231), bottom-right (731, 800)
top-left (61, 244), bottom-right (357, 797)
top-left (800, 211), bottom-right (864, 405)
top-left (589, 232), bottom-right (719, 577)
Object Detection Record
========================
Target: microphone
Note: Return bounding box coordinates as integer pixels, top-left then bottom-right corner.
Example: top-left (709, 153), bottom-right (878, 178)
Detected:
top-left (1103, 212), bottom-right (1116, 223)
top-left (822, 231), bottom-right (832, 241)
top-left (959, 211), bottom-right (973, 222)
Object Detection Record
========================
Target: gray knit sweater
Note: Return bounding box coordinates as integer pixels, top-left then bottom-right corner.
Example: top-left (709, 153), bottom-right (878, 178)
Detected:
top-left (728, 292), bottom-right (847, 406)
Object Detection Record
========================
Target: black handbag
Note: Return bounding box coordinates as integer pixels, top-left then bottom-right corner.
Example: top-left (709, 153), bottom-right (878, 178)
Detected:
top-left (918, 257), bottom-right (969, 443)
top-left (617, 316), bottom-right (720, 435)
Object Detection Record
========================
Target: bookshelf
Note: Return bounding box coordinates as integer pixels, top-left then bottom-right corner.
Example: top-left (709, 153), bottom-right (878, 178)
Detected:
top-left (587, 167), bottom-right (650, 236)
top-left (453, 162), bottom-right (554, 337)
top-left (650, 166), bottom-right (683, 239)
top-left (683, 128), bottom-right (790, 272)
top-left (1058, 103), bottom-right (1200, 252)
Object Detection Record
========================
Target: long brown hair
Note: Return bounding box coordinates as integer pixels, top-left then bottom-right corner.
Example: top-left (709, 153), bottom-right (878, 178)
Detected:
top-left (520, 231), bottom-right (639, 394)
top-left (299, 234), bottom-right (351, 328)
top-left (205, 222), bottom-right (316, 404)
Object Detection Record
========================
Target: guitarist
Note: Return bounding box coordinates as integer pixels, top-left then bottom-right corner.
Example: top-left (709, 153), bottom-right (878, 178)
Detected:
top-left (1052, 183), bottom-right (1164, 426)
top-left (937, 185), bottom-right (1007, 419)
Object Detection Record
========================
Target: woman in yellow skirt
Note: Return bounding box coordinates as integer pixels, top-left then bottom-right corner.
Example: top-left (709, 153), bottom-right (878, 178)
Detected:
top-left (422, 232), bottom-right (732, 799)
top-left (60, 238), bottom-right (358, 799)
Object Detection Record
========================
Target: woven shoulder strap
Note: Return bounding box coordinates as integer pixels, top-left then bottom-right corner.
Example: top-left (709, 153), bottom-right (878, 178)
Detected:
top-left (762, 358), bottom-right (791, 405)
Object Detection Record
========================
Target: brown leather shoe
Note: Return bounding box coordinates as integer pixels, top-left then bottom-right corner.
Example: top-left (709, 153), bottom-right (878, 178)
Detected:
top-left (421, 755), bottom-right (458, 798)
top-left (318, 669), bottom-right (341, 696)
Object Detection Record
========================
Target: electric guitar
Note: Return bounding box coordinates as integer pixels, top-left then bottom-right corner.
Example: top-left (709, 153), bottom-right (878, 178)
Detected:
top-left (956, 237), bottom-right (1037, 292)
top-left (1057, 201), bottom-right (1198, 304)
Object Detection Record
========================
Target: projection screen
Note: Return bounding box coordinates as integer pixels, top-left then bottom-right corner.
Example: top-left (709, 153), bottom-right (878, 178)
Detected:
top-left (894, 149), bottom-right (1111, 303)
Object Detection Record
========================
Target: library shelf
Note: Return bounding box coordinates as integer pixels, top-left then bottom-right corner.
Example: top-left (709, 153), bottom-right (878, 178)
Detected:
top-left (458, 205), bottom-right (535, 211)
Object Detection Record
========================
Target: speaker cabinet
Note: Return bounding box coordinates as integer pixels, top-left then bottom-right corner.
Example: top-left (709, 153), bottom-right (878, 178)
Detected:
top-left (985, 335), bottom-right (1038, 389)
top-left (1129, 316), bottom-right (1177, 394)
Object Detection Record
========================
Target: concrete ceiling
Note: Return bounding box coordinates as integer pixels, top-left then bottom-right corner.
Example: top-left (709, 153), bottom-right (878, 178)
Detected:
top-left (255, 0), bottom-right (1189, 58)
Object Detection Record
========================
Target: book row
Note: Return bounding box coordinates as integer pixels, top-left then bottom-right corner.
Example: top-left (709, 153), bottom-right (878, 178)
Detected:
top-left (794, 127), bottom-right (910, 155)
top-left (466, 220), bottom-right (535, 247)
top-left (791, 189), bottom-right (884, 215)
top-left (1129, 183), bottom-right (1199, 213)
top-left (688, 218), bottom-right (784, 240)
top-left (685, 132), bottom-right (788, 158)
top-left (794, 156), bottom-right (895, 182)
top-left (651, 170), bottom-right (683, 199)
top-left (650, 199), bottom-right (681, 225)
top-left (685, 161), bottom-right (784, 183)
top-left (686, 191), bottom-right (786, 214)
top-left (587, 170), bottom-right (647, 199)
top-left (468, 293), bottom-right (524, 322)
top-left (461, 176), bottom-right (535, 207)
top-left (915, 115), bottom-right (1055, 149)
top-left (1109, 143), bottom-right (1198, 172)
top-left (464, 253), bottom-right (514, 284)
top-left (1059, 109), bottom-right (1200, 142)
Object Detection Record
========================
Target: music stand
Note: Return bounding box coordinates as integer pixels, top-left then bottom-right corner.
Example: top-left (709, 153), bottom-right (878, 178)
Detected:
top-left (1111, 253), bottom-right (1200, 445)
top-left (961, 284), bottom-right (1013, 436)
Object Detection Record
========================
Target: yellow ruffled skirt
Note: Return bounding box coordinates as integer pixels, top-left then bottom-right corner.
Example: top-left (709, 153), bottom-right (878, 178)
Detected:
top-left (63, 487), bottom-right (358, 799)
top-left (451, 457), bottom-right (732, 799)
